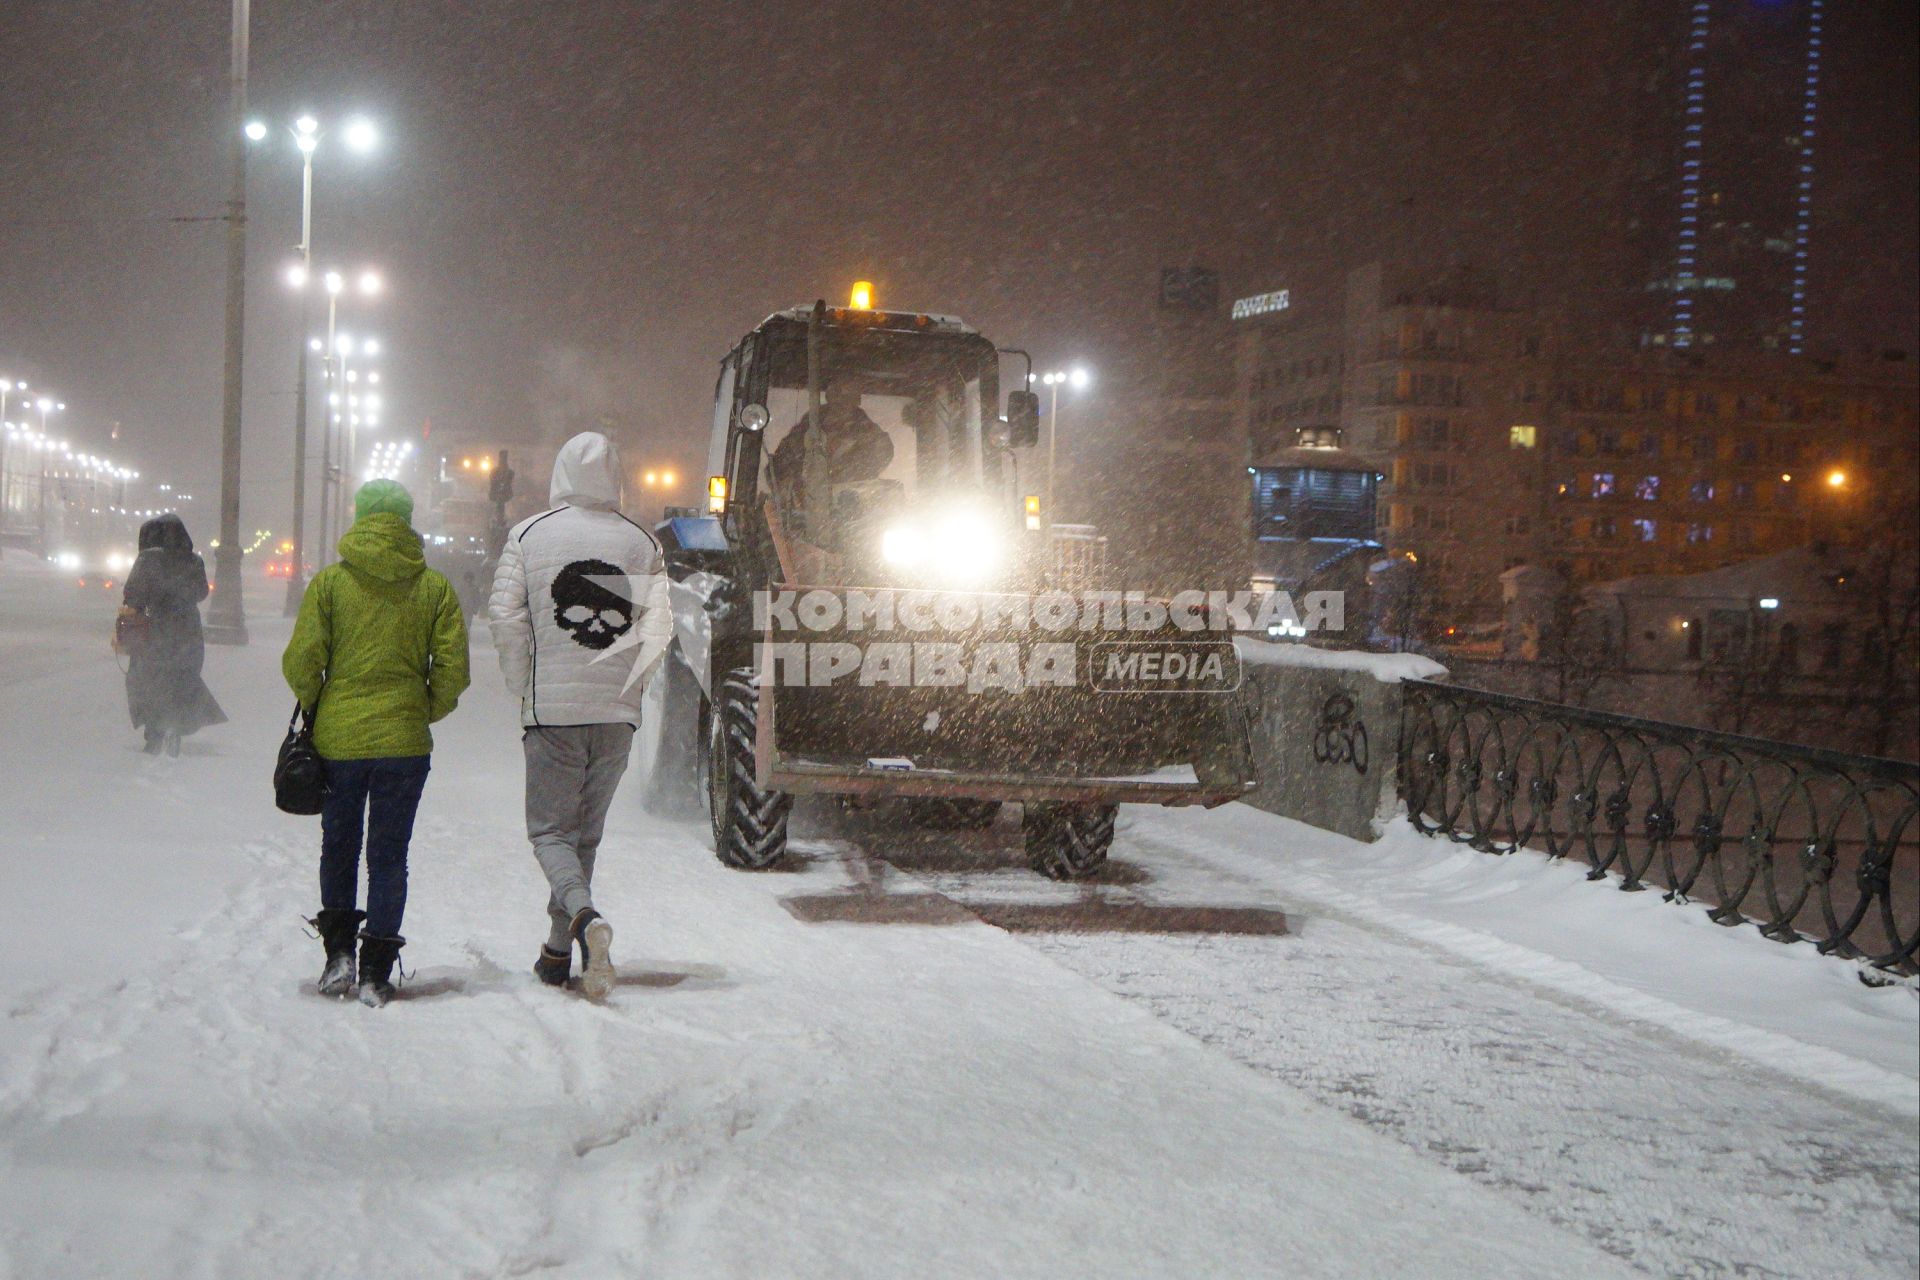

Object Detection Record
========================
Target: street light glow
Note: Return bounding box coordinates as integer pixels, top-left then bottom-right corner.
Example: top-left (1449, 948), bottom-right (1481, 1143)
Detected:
top-left (1069, 368), bottom-right (1092, 390)
top-left (361, 338), bottom-right (381, 356)
top-left (1826, 469), bottom-right (1847, 488)
top-left (358, 271), bottom-right (383, 296)
top-left (343, 118), bottom-right (379, 153)
top-left (244, 120), bottom-right (268, 142)
top-left (294, 114), bottom-right (319, 136)
top-left (285, 263), bottom-right (310, 288)
top-left (323, 270), bottom-right (344, 296)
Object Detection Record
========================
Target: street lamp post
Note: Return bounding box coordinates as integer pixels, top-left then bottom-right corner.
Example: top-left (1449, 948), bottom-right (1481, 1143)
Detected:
top-left (311, 270), bottom-right (380, 565)
top-left (0, 378), bottom-right (22, 529)
top-left (284, 119), bottom-right (317, 614)
top-left (264, 113), bottom-right (377, 614)
top-left (333, 340), bottom-right (385, 536)
top-left (1039, 367), bottom-right (1091, 528)
top-left (33, 399), bottom-right (63, 554)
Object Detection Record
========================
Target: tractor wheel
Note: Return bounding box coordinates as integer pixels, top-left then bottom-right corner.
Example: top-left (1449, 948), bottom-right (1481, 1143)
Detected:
top-left (903, 797), bottom-right (1002, 830)
top-left (706, 668), bottom-right (791, 870)
top-left (1023, 803), bottom-right (1117, 880)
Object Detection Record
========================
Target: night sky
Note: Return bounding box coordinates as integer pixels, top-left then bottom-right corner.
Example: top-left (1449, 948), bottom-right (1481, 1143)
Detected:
top-left (1, 0), bottom-right (1914, 533)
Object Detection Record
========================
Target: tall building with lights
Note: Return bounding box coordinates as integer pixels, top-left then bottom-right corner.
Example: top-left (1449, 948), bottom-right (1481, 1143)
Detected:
top-left (1230, 262), bottom-right (1918, 624)
top-left (1633, 0), bottom-right (1827, 353)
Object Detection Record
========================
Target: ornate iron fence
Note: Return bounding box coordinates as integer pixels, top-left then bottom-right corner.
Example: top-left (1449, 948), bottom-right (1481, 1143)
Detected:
top-left (1397, 680), bottom-right (1920, 975)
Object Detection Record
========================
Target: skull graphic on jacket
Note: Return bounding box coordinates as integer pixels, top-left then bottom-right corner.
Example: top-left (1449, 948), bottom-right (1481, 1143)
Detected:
top-left (551, 558), bottom-right (634, 651)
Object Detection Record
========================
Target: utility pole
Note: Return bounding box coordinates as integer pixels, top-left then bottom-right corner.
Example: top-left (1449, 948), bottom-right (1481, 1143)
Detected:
top-left (205, 0), bottom-right (251, 646)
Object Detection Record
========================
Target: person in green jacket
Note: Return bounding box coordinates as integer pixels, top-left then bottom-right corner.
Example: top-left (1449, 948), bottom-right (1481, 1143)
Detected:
top-left (283, 480), bottom-right (471, 1007)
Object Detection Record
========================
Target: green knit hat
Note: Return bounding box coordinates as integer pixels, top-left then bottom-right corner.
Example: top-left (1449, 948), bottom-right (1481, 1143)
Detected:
top-left (354, 478), bottom-right (414, 525)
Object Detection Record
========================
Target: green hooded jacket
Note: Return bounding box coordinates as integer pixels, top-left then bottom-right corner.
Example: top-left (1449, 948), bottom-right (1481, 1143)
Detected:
top-left (282, 512), bottom-right (471, 760)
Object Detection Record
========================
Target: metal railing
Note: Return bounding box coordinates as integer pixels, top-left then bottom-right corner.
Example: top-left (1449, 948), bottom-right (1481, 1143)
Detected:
top-left (1397, 680), bottom-right (1920, 975)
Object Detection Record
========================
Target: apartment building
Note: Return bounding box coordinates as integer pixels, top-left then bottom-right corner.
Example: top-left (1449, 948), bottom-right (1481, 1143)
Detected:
top-left (1235, 262), bottom-right (1918, 624)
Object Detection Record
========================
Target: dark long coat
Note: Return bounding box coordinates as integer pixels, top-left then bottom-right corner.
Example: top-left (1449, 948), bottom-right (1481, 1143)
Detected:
top-left (123, 515), bottom-right (227, 736)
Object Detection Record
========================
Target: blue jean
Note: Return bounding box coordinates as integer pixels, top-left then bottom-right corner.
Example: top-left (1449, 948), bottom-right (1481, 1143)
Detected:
top-left (320, 755), bottom-right (431, 939)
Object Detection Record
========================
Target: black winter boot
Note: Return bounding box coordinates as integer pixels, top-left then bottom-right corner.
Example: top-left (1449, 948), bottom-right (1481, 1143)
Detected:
top-left (310, 909), bottom-right (367, 997)
top-left (533, 944), bottom-right (571, 987)
top-left (356, 933), bottom-right (406, 1008)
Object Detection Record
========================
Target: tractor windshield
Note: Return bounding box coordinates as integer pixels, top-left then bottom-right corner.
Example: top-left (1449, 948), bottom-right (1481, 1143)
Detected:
top-left (759, 326), bottom-right (999, 517)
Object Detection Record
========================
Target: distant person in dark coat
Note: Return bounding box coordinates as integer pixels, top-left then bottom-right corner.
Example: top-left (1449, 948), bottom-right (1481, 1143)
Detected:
top-left (122, 514), bottom-right (227, 756)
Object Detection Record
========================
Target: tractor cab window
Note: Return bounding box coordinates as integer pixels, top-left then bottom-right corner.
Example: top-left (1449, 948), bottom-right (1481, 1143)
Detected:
top-left (757, 327), bottom-right (996, 536)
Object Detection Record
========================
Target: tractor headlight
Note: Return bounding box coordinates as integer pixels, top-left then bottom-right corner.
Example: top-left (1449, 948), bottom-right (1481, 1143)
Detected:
top-left (880, 507), bottom-right (1001, 583)
top-left (932, 510), bottom-right (1000, 583)
top-left (881, 524), bottom-right (928, 567)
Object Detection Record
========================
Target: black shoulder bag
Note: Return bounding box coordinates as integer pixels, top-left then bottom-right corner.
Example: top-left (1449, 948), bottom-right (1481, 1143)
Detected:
top-left (274, 703), bottom-right (328, 815)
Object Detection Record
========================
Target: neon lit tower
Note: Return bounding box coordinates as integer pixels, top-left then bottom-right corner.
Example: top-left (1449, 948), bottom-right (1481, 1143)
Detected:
top-left (1785, 0), bottom-right (1822, 354)
top-left (1651, 0), bottom-right (1825, 353)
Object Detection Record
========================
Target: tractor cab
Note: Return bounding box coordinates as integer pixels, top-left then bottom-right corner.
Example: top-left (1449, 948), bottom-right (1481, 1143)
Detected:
top-left (705, 293), bottom-right (1040, 591)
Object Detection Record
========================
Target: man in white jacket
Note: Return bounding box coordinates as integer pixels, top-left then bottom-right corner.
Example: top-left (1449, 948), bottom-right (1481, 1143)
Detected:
top-left (488, 431), bottom-right (672, 998)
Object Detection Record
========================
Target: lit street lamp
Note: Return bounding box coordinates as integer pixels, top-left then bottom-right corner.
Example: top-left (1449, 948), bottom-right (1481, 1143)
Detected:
top-left (31, 398), bottom-right (65, 553)
top-left (1038, 366), bottom-right (1091, 527)
top-left (0, 378), bottom-right (24, 525)
top-left (253, 112), bottom-right (380, 613)
top-left (331, 337), bottom-right (384, 544)
top-left (303, 270), bottom-right (382, 562)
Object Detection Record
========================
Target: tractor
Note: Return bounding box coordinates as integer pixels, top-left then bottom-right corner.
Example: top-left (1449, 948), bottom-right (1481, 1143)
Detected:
top-left (640, 288), bottom-right (1255, 878)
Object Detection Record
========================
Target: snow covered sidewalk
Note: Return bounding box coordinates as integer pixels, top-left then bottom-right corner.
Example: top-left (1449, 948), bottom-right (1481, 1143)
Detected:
top-left (846, 801), bottom-right (1920, 1279)
top-left (0, 600), bottom-right (1645, 1279)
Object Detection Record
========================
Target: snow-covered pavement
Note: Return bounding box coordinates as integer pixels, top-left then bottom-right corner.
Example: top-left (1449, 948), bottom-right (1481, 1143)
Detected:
top-left (1, 565), bottom-right (1914, 1278)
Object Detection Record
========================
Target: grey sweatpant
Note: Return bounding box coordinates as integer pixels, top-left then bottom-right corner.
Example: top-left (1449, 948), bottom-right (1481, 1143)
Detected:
top-left (523, 723), bottom-right (635, 950)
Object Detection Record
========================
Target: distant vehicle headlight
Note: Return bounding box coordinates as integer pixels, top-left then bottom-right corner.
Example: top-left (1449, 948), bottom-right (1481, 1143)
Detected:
top-left (105, 551), bottom-right (131, 573)
top-left (55, 551), bottom-right (82, 571)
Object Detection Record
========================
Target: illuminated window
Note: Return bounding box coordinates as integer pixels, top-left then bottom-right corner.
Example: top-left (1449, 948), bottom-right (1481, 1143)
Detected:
top-left (1687, 522), bottom-right (1714, 544)
top-left (1636, 475), bottom-right (1661, 501)
top-left (1690, 478), bottom-right (1716, 502)
top-left (1632, 518), bottom-right (1658, 542)
top-left (1508, 424), bottom-right (1537, 450)
top-left (1591, 473), bottom-right (1616, 498)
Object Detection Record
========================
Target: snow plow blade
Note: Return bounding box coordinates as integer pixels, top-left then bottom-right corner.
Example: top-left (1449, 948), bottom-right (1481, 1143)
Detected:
top-left (751, 585), bottom-right (1257, 807)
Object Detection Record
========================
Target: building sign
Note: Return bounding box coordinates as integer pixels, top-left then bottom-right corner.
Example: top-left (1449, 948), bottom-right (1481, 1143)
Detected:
top-left (1231, 289), bottom-right (1291, 320)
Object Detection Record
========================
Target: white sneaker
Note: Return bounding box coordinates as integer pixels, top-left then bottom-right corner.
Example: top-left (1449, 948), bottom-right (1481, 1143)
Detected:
top-left (578, 916), bottom-right (615, 1000)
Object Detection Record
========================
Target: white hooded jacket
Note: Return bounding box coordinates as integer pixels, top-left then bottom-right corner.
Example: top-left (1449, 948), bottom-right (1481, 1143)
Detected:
top-left (488, 432), bottom-right (672, 727)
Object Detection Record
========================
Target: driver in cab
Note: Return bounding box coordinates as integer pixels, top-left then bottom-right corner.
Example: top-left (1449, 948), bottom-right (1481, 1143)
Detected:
top-left (770, 382), bottom-right (895, 498)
